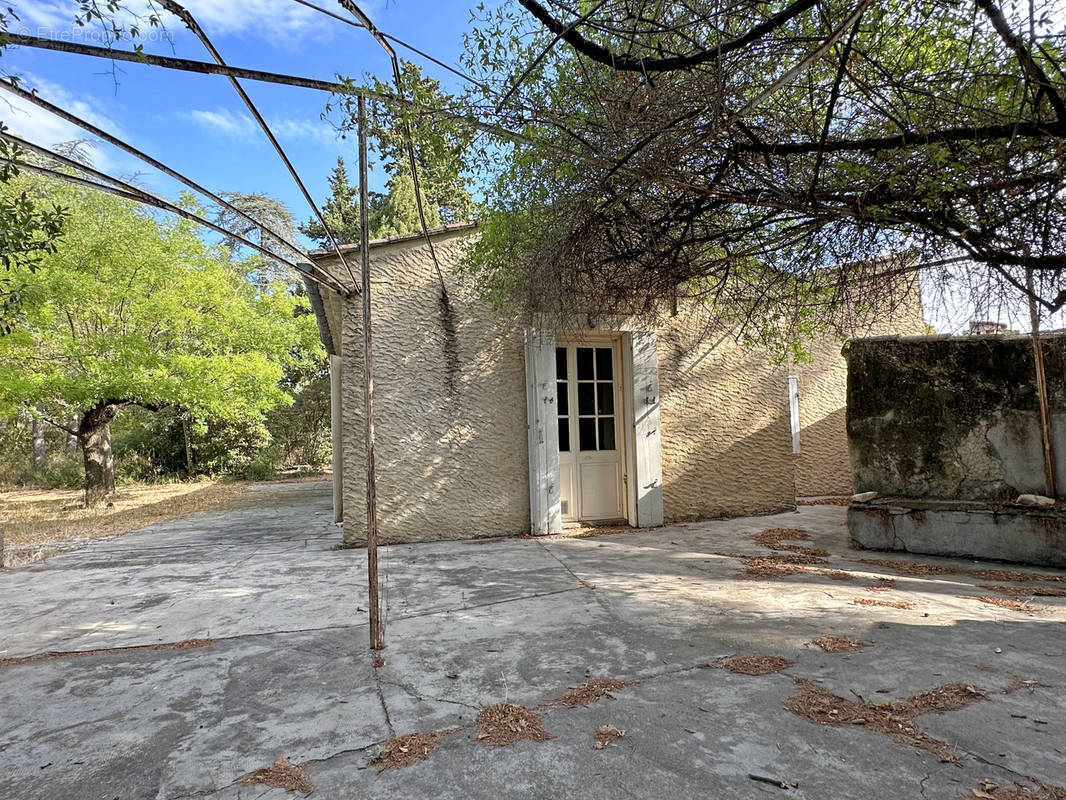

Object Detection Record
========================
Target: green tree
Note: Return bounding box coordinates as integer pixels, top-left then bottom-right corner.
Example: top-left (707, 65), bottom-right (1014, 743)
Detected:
top-left (0, 176), bottom-right (323, 505)
top-left (299, 157), bottom-right (388, 246)
top-left (331, 61), bottom-right (476, 231)
top-left (215, 192), bottom-right (302, 286)
top-left (367, 62), bottom-right (475, 225)
top-left (375, 172), bottom-right (442, 239)
top-left (0, 134), bottom-right (67, 333)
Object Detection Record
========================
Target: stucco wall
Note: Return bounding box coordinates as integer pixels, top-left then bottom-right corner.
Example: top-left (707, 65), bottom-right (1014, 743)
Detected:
top-left (845, 334), bottom-right (1066, 500)
top-left (317, 230), bottom-right (923, 542)
top-left (657, 314), bottom-right (796, 521)
top-left (792, 292), bottom-right (927, 497)
top-left (334, 231), bottom-right (532, 545)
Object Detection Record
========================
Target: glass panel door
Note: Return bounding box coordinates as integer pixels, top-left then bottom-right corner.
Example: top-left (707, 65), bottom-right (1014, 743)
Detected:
top-left (556, 339), bottom-right (624, 521)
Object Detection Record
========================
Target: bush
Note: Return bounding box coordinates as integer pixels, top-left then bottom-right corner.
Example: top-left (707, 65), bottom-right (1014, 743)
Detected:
top-left (266, 373), bottom-right (331, 470)
top-left (0, 414), bottom-right (83, 489)
top-left (243, 445), bottom-right (279, 481)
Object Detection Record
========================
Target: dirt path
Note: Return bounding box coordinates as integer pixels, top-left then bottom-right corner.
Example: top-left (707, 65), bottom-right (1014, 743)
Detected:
top-left (0, 476), bottom-right (328, 566)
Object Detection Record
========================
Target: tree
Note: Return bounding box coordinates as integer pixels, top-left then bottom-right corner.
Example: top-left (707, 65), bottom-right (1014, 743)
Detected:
top-left (0, 175), bottom-right (322, 505)
top-left (0, 134), bottom-right (67, 333)
top-left (301, 157), bottom-right (444, 246)
top-left (332, 61), bottom-right (477, 228)
top-left (457, 0), bottom-right (1066, 347)
top-left (375, 172), bottom-right (442, 238)
top-left (299, 157), bottom-right (387, 246)
top-left (214, 192), bottom-right (302, 285)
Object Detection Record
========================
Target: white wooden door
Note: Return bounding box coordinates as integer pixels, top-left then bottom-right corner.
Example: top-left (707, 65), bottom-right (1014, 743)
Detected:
top-left (556, 340), bottom-right (625, 521)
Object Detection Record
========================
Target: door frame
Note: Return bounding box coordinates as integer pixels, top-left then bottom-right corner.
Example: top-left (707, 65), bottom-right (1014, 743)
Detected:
top-left (620, 333), bottom-right (639, 527)
top-left (556, 331), bottom-right (630, 523)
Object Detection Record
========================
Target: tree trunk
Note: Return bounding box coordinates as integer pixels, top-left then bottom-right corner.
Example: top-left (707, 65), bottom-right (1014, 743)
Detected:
top-left (182, 416), bottom-right (194, 476)
top-left (79, 402), bottom-right (119, 508)
top-left (31, 405), bottom-right (46, 466)
top-left (65, 416), bottom-right (79, 454)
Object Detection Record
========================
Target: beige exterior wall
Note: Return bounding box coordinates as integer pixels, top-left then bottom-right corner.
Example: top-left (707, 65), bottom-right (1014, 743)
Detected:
top-left (331, 231), bottom-right (532, 545)
top-left (316, 230), bottom-right (921, 542)
top-left (791, 292), bottom-right (928, 497)
top-left (792, 337), bottom-right (855, 497)
top-left (657, 312), bottom-right (795, 521)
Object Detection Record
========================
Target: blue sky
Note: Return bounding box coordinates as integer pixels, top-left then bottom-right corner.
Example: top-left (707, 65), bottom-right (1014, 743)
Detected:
top-left (2, 0), bottom-right (481, 241)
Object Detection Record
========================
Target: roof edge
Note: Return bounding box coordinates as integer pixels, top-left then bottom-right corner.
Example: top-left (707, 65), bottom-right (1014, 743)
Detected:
top-left (308, 221), bottom-right (478, 260)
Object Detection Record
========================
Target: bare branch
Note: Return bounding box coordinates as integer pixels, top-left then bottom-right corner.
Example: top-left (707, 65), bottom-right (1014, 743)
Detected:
top-left (517, 0), bottom-right (820, 72)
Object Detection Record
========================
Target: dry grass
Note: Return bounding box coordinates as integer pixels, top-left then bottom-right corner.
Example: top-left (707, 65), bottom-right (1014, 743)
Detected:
top-left (0, 638), bottom-right (214, 669)
top-left (786, 679), bottom-right (985, 762)
top-left (1, 481), bottom-right (241, 549)
top-left (475, 703), bottom-right (552, 747)
top-left (859, 558), bottom-right (1066, 586)
top-left (1002, 679), bottom-right (1051, 694)
top-left (374, 729), bottom-right (456, 771)
top-left (979, 584), bottom-right (1066, 598)
top-left (737, 552), bottom-right (829, 579)
top-left (858, 558), bottom-right (957, 577)
top-left (819, 569), bottom-right (857, 581)
top-left (976, 596), bottom-right (1036, 613)
top-left (238, 757), bottom-right (312, 795)
top-left (853, 597), bottom-right (916, 610)
top-left (557, 677), bottom-right (638, 707)
top-left (965, 779), bottom-right (1066, 799)
top-left (0, 479), bottom-right (328, 565)
top-left (594, 724), bottom-right (626, 749)
top-left (811, 634), bottom-right (867, 653)
top-left (968, 568), bottom-right (1066, 584)
top-left (751, 528), bottom-right (829, 559)
top-left (723, 655), bottom-right (792, 675)
top-left (752, 528), bottom-right (810, 548)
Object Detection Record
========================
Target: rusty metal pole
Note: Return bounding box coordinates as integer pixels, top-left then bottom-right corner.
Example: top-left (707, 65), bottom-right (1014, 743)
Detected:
top-left (1027, 268), bottom-right (1058, 499)
top-left (358, 96), bottom-right (383, 650)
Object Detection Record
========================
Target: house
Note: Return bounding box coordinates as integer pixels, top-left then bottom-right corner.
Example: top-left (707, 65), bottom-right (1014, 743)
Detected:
top-left (307, 224), bottom-right (926, 545)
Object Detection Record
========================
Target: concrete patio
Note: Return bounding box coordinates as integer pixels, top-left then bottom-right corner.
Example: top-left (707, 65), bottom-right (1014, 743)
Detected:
top-left (2, 480), bottom-right (1064, 799)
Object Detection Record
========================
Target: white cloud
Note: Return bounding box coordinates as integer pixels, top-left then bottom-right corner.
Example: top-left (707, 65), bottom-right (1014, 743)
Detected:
top-left (180, 107), bottom-right (259, 141)
top-left (173, 0), bottom-right (338, 40)
top-left (270, 118), bottom-right (345, 148)
top-left (7, 0), bottom-right (381, 44)
top-left (0, 72), bottom-right (132, 172)
top-left (181, 107), bottom-right (344, 151)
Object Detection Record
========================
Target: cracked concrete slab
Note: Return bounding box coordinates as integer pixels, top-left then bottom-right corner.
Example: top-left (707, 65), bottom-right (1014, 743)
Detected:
top-left (1, 480), bottom-right (1064, 798)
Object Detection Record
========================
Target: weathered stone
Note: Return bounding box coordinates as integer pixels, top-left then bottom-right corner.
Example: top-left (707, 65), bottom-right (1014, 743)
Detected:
top-left (1017, 493), bottom-right (1056, 507)
top-left (851, 491), bottom-right (879, 502)
top-left (849, 499), bottom-right (1066, 567)
top-left (844, 334), bottom-right (1066, 501)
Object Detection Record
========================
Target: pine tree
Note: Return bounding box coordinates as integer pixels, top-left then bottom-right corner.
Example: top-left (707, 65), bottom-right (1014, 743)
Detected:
top-left (299, 157), bottom-right (381, 247)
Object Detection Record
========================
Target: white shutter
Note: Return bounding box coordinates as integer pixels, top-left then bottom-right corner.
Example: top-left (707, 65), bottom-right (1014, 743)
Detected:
top-left (788, 375), bottom-right (801, 454)
top-left (524, 329), bottom-right (562, 535)
top-left (631, 331), bottom-right (664, 527)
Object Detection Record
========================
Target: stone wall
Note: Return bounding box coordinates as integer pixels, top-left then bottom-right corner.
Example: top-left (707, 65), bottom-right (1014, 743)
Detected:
top-left (844, 334), bottom-right (1066, 500)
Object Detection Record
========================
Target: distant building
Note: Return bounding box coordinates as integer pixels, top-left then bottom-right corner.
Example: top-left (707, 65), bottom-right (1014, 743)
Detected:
top-left (969, 320), bottom-right (1008, 335)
